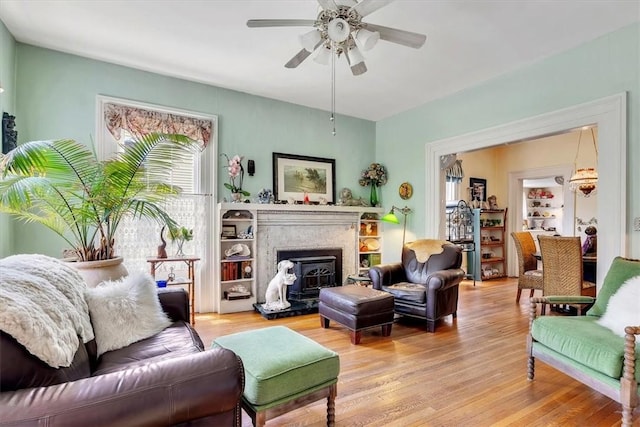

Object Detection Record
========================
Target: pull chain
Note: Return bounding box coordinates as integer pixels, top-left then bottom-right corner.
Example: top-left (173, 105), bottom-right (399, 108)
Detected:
top-left (330, 42), bottom-right (336, 136)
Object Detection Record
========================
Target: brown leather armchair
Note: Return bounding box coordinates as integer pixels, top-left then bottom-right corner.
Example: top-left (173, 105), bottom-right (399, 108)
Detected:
top-left (369, 240), bottom-right (465, 332)
top-left (0, 288), bottom-right (244, 427)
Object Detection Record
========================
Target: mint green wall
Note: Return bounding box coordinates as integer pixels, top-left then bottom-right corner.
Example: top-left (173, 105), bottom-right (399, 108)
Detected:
top-left (7, 23), bottom-right (640, 259)
top-left (0, 20), bottom-right (16, 258)
top-left (376, 23), bottom-right (640, 261)
top-left (12, 44), bottom-right (375, 256)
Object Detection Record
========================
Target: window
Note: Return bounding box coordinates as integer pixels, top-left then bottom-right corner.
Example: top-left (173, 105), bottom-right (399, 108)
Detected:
top-left (97, 95), bottom-right (217, 312)
top-left (445, 159), bottom-right (464, 203)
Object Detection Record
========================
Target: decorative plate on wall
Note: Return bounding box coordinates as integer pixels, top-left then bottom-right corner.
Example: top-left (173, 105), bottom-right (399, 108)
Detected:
top-left (399, 182), bottom-right (413, 200)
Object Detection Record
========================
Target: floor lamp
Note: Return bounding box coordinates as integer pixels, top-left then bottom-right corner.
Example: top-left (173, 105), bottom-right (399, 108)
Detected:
top-left (381, 206), bottom-right (413, 247)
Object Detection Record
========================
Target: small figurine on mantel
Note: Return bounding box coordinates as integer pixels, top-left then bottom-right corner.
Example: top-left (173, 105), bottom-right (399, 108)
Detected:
top-left (337, 187), bottom-right (368, 207)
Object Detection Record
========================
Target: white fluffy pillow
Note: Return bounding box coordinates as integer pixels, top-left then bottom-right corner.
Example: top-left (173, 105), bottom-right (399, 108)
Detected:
top-left (85, 272), bottom-right (172, 356)
top-left (597, 275), bottom-right (640, 337)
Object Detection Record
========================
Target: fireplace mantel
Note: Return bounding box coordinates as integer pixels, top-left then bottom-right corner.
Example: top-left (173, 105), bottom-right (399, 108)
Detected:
top-left (218, 203), bottom-right (384, 308)
top-left (219, 203), bottom-right (384, 215)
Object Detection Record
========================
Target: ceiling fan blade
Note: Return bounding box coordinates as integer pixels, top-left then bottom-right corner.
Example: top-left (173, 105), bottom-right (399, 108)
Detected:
top-left (285, 48), bottom-right (314, 69)
top-left (363, 23), bottom-right (426, 48)
top-left (285, 40), bottom-right (323, 68)
top-left (247, 19), bottom-right (316, 28)
top-left (317, 0), bottom-right (338, 10)
top-left (350, 62), bottom-right (367, 76)
top-left (351, 0), bottom-right (394, 17)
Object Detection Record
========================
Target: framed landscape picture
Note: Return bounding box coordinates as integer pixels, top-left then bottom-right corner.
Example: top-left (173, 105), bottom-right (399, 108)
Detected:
top-left (273, 153), bottom-right (336, 203)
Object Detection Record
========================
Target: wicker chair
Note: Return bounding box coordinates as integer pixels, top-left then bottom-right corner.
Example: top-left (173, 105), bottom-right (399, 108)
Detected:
top-left (510, 231), bottom-right (543, 303)
top-left (538, 235), bottom-right (597, 314)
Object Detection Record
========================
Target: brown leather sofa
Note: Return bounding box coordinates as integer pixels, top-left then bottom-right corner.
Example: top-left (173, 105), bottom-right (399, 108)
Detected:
top-left (0, 288), bottom-right (244, 427)
top-left (368, 240), bottom-right (465, 332)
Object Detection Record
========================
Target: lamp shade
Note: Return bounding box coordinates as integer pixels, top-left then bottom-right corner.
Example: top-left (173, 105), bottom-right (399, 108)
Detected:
top-left (299, 29), bottom-right (322, 52)
top-left (327, 18), bottom-right (350, 42)
top-left (381, 210), bottom-right (400, 224)
top-left (346, 45), bottom-right (365, 67)
top-left (356, 28), bottom-right (380, 51)
top-left (569, 167), bottom-right (598, 196)
top-left (313, 46), bottom-right (332, 65)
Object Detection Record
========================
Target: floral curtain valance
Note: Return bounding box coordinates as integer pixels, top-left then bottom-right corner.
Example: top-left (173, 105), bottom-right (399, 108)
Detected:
top-left (445, 160), bottom-right (464, 183)
top-left (104, 103), bottom-right (212, 148)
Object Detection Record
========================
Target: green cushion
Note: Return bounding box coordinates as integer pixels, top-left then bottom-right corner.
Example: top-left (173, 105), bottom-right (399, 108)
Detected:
top-left (531, 316), bottom-right (640, 382)
top-left (213, 326), bottom-right (340, 407)
top-left (587, 257), bottom-right (640, 317)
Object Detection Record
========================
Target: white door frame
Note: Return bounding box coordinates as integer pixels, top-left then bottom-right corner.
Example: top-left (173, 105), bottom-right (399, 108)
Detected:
top-left (425, 93), bottom-right (627, 286)
top-left (506, 165), bottom-right (574, 277)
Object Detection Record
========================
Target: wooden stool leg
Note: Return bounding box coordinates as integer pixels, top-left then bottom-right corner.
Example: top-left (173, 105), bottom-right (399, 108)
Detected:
top-left (350, 330), bottom-right (361, 345)
top-left (255, 411), bottom-right (265, 427)
top-left (327, 383), bottom-right (337, 427)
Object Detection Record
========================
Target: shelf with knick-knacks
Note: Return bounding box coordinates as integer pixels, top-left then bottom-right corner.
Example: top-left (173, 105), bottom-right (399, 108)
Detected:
top-left (217, 205), bottom-right (257, 314)
top-left (479, 208), bottom-right (507, 280)
top-left (358, 212), bottom-right (382, 275)
top-left (525, 186), bottom-right (563, 232)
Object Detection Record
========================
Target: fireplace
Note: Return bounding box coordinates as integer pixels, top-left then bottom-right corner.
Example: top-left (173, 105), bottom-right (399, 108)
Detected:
top-left (288, 256), bottom-right (337, 301)
top-left (250, 248), bottom-right (343, 319)
top-left (252, 207), bottom-right (373, 318)
top-left (277, 248), bottom-right (342, 301)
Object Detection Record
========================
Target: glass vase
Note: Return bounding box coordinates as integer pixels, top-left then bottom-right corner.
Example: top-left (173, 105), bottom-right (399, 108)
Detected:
top-left (231, 192), bottom-right (243, 203)
top-left (175, 239), bottom-right (185, 257)
top-left (370, 184), bottom-right (379, 207)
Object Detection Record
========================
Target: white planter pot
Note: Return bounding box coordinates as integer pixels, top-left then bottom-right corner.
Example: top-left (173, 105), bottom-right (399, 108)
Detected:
top-left (67, 256), bottom-right (128, 287)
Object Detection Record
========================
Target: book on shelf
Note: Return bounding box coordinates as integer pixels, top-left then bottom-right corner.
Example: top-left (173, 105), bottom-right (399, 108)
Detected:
top-left (368, 253), bottom-right (381, 266)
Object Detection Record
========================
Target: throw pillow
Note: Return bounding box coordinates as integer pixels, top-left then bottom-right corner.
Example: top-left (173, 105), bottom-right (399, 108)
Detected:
top-left (597, 275), bottom-right (640, 337)
top-left (85, 272), bottom-right (172, 356)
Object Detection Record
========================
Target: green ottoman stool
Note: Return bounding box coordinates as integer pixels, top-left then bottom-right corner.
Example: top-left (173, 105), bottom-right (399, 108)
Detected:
top-left (213, 326), bottom-right (340, 427)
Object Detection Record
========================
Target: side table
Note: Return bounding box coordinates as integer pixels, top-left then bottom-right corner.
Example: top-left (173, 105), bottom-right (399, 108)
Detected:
top-left (346, 274), bottom-right (373, 287)
top-left (147, 256), bottom-right (200, 325)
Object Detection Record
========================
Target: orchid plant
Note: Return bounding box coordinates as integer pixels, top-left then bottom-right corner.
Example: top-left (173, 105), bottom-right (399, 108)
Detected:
top-left (221, 153), bottom-right (250, 196)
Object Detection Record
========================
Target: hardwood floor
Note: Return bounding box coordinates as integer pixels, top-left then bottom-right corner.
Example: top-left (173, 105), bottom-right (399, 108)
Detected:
top-left (194, 279), bottom-right (633, 427)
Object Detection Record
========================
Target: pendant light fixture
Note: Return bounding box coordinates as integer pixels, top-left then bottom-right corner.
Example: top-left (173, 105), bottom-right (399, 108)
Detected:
top-left (569, 127), bottom-right (598, 197)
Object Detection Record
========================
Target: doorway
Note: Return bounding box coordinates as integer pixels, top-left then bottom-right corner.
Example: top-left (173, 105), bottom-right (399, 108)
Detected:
top-left (425, 93), bottom-right (626, 286)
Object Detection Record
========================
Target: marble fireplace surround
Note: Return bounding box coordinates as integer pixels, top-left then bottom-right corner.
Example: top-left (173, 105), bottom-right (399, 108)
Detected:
top-left (254, 205), bottom-right (383, 303)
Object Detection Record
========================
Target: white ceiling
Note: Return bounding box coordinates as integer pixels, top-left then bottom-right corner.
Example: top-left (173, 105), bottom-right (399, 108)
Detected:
top-left (1, 1), bottom-right (638, 121)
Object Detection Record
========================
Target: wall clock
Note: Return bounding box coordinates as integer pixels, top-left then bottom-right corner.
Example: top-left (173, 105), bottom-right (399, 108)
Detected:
top-left (399, 182), bottom-right (413, 200)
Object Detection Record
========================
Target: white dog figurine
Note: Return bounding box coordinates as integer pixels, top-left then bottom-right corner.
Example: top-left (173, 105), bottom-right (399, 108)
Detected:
top-left (262, 260), bottom-right (296, 311)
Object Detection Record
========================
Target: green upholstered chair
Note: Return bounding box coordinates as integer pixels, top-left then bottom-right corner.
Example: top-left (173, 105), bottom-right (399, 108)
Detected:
top-left (213, 326), bottom-right (340, 427)
top-left (527, 257), bottom-right (640, 427)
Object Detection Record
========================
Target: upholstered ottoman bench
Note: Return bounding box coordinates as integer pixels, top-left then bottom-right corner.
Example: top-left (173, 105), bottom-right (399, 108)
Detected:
top-left (319, 285), bottom-right (394, 345)
top-left (213, 326), bottom-right (339, 427)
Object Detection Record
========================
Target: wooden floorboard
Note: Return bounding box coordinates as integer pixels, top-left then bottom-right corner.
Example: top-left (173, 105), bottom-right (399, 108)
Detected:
top-left (194, 278), bottom-right (636, 426)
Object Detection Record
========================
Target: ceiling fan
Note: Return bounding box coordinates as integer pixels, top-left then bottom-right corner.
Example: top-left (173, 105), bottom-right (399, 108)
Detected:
top-left (247, 0), bottom-right (427, 76)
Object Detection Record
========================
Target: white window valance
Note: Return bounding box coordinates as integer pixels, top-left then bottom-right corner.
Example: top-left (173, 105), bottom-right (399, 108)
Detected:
top-left (445, 160), bottom-right (464, 183)
top-left (104, 102), bottom-right (213, 148)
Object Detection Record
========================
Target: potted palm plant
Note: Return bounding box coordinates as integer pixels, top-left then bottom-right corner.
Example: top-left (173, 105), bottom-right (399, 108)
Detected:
top-left (0, 132), bottom-right (199, 285)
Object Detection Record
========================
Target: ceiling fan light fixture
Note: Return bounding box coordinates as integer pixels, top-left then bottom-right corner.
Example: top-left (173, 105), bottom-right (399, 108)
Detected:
top-left (327, 18), bottom-right (350, 42)
top-left (299, 29), bottom-right (322, 52)
top-left (313, 45), bottom-right (332, 65)
top-left (355, 28), bottom-right (379, 51)
top-left (346, 45), bottom-right (365, 66)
